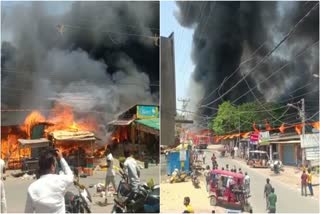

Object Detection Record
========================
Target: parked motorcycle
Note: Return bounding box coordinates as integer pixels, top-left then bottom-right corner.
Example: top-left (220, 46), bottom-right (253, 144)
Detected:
top-left (65, 179), bottom-right (92, 213)
top-left (112, 170), bottom-right (160, 213)
top-left (169, 169), bottom-right (188, 183)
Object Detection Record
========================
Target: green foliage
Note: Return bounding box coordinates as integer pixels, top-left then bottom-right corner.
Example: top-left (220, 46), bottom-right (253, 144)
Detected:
top-left (211, 101), bottom-right (287, 135)
top-left (212, 101), bottom-right (239, 135)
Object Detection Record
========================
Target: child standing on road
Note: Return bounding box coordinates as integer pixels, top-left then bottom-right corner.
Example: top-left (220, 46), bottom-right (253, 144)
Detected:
top-left (307, 169), bottom-right (313, 196)
top-left (183, 197), bottom-right (194, 213)
top-left (268, 188), bottom-right (277, 213)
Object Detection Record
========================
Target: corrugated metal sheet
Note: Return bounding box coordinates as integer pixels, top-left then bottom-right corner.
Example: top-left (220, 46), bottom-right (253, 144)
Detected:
top-left (305, 147), bottom-right (320, 161)
top-left (18, 138), bottom-right (50, 148)
top-left (108, 118), bottom-right (135, 126)
top-left (300, 134), bottom-right (319, 148)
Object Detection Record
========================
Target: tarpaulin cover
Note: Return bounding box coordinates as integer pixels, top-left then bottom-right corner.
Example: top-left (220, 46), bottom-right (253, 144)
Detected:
top-left (135, 118), bottom-right (159, 130)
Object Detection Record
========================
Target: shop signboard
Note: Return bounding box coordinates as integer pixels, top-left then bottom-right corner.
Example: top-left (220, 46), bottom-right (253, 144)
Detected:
top-left (250, 133), bottom-right (259, 143)
top-left (137, 105), bottom-right (159, 119)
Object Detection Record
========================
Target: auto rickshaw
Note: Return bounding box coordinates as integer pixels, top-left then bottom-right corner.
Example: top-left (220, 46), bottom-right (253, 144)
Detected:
top-left (208, 169), bottom-right (252, 212)
top-left (247, 150), bottom-right (269, 168)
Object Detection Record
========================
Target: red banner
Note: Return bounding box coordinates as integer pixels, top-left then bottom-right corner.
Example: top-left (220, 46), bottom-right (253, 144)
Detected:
top-left (250, 132), bottom-right (259, 142)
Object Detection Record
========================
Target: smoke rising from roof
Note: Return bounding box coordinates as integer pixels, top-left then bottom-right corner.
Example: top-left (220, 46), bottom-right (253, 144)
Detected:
top-left (1, 2), bottom-right (159, 133)
top-left (175, 1), bottom-right (319, 119)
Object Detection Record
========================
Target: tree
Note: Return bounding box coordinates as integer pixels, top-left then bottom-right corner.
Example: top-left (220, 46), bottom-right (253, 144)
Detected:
top-left (211, 101), bottom-right (287, 135)
top-left (212, 101), bottom-right (239, 135)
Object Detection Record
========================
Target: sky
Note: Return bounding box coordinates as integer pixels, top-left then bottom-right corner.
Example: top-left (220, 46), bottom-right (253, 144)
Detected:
top-left (160, 0), bottom-right (194, 110)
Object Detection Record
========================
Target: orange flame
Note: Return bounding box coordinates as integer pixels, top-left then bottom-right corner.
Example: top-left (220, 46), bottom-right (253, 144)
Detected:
top-left (45, 103), bottom-right (98, 134)
top-left (1, 134), bottom-right (31, 160)
top-left (20, 111), bottom-right (46, 138)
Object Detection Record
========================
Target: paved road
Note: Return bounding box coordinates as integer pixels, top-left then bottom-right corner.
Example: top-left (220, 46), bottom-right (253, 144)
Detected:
top-left (203, 146), bottom-right (320, 213)
top-left (3, 164), bottom-right (159, 213)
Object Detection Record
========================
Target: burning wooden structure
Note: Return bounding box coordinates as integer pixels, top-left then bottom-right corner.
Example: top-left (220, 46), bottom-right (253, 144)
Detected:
top-left (1, 103), bottom-right (100, 170)
top-left (48, 130), bottom-right (97, 168)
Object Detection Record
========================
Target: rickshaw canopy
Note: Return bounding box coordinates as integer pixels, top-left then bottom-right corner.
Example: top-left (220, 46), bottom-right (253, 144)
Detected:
top-left (211, 169), bottom-right (245, 180)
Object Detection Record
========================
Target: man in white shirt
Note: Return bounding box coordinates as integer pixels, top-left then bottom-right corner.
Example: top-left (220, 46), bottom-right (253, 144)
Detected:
top-left (123, 149), bottom-right (140, 190)
top-left (234, 146), bottom-right (238, 157)
top-left (0, 158), bottom-right (7, 213)
top-left (104, 146), bottom-right (117, 203)
top-left (244, 172), bottom-right (250, 195)
top-left (24, 149), bottom-right (73, 213)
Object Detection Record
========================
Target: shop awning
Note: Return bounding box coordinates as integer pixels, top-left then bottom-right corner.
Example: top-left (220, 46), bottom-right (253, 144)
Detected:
top-left (108, 118), bottom-right (135, 126)
top-left (258, 141), bottom-right (270, 146)
top-left (18, 138), bottom-right (51, 148)
top-left (135, 118), bottom-right (159, 130)
top-left (269, 140), bottom-right (300, 144)
top-left (135, 118), bottom-right (159, 135)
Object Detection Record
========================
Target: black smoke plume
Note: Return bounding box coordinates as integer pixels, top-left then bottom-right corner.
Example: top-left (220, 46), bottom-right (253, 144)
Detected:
top-left (175, 1), bottom-right (319, 121)
top-left (1, 1), bottom-right (159, 133)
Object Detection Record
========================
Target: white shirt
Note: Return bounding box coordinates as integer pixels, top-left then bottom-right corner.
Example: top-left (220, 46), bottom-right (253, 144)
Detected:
top-left (24, 158), bottom-right (73, 213)
top-left (1, 180), bottom-right (7, 213)
top-left (124, 157), bottom-right (140, 190)
top-left (0, 159), bottom-right (5, 178)
top-left (226, 177), bottom-right (234, 188)
top-left (106, 153), bottom-right (115, 176)
top-left (244, 175), bottom-right (250, 185)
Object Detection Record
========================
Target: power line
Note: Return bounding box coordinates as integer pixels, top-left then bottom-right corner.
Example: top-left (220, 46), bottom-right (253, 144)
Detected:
top-left (203, 3), bottom-right (319, 106)
top-left (200, 40), bottom-right (267, 105)
top-left (231, 40), bottom-right (319, 104)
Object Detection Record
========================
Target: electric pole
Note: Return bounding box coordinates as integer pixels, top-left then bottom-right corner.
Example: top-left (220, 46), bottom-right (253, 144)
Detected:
top-left (301, 98), bottom-right (306, 164)
top-left (178, 98), bottom-right (190, 119)
top-left (287, 98), bottom-right (306, 165)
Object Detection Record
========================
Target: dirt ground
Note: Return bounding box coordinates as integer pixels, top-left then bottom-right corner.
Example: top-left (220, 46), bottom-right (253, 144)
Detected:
top-left (160, 178), bottom-right (225, 213)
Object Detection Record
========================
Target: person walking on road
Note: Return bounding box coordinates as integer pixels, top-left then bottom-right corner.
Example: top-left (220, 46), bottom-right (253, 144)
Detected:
top-left (211, 153), bottom-right (217, 168)
top-left (264, 178), bottom-right (273, 210)
top-left (204, 165), bottom-right (211, 192)
top-left (123, 149), bottom-right (140, 191)
top-left (202, 151), bottom-right (206, 164)
top-left (244, 172), bottom-right (250, 195)
top-left (104, 145), bottom-right (117, 204)
top-left (301, 169), bottom-right (308, 196)
top-left (307, 169), bottom-right (313, 196)
top-left (268, 188), bottom-right (277, 213)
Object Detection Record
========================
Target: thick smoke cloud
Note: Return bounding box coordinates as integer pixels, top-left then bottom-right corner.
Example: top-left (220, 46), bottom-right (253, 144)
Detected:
top-left (175, 1), bottom-right (319, 119)
top-left (1, 2), bottom-right (159, 135)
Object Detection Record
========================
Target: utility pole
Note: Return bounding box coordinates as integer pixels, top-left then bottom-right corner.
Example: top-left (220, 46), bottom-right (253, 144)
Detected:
top-left (287, 98), bottom-right (306, 165)
top-left (178, 98), bottom-right (190, 119)
top-left (301, 98), bottom-right (306, 165)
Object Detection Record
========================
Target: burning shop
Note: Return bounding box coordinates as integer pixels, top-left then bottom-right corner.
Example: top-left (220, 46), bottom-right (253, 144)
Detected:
top-left (108, 104), bottom-right (159, 161)
top-left (1, 104), bottom-right (100, 173)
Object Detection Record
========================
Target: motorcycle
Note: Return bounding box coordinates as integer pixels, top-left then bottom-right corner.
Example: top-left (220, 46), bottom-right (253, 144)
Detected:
top-left (65, 179), bottom-right (92, 213)
top-left (269, 160), bottom-right (284, 174)
top-left (112, 170), bottom-right (160, 213)
top-left (169, 169), bottom-right (188, 183)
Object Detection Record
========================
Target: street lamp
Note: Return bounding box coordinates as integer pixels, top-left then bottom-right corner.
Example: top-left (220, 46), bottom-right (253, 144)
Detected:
top-left (287, 99), bottom-right (306, 165)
